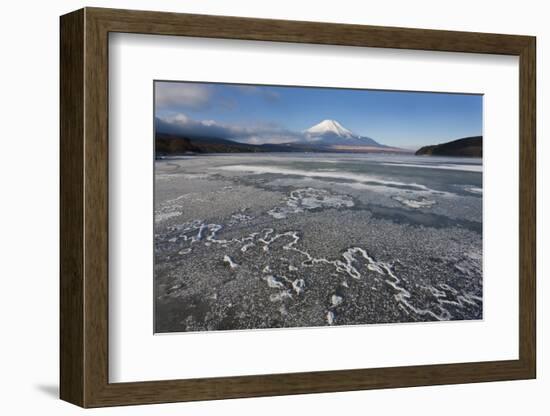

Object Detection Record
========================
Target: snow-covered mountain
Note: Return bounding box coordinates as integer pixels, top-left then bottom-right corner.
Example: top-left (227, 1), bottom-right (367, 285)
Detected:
top-left (156, 115), bottom-right (408, 154)
top-left (303, 119), bottom-right (384, 147)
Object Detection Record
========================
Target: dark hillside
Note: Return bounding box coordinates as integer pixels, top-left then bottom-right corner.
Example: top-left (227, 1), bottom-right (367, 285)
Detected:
top-left (415, 136), bottom-right (482, 157)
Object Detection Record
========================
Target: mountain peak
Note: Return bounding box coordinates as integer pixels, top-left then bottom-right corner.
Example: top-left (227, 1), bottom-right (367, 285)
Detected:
top-left (303, 119), bottom-right (385, 148)
top-left (306, 119), bottom-right (355, 138)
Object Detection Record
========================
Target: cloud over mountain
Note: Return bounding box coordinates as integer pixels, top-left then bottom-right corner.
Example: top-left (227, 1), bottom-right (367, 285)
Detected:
top-left (155, 114), bottom-right (303, 145)
top-left (155, 115), bottom-right (393, 148)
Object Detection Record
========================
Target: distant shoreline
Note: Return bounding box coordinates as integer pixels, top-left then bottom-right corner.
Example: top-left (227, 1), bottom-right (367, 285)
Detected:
top-left (155, 150), bottom-right (484, 160)
top-left (415, 136), bottom-right (482, 158)
top-left (154, 129), bottom-right (412, 158)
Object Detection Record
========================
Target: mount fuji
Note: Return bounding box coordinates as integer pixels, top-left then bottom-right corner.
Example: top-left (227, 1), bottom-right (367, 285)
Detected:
top-left (155, 116), bottom-right (410, 155)
top-left (303, 119), bottom-right (385, 148)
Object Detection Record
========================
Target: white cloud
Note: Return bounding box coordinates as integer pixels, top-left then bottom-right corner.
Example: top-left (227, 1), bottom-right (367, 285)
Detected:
top-left (156, 113), bottom-right (303, 145)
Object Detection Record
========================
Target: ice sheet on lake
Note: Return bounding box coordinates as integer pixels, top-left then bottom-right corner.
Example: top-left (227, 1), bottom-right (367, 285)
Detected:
top-left (268, 187), bottom-right (354, 219)
top-left (465, 187), bottom-right (483, 194)
top-left (216, 165), bottom-right (432, 191)
top-left (156, 205), bottom-right (481, 326)
top-left (392, 195), bottom-right (436, 209)
top-left (155, 154), bottom-right (483, 331)
top-left (380, 162), bottom-right (482, 173)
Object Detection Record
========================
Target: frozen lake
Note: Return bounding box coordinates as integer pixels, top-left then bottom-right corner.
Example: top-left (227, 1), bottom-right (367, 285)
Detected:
top-left (154, 153), bottom-right (482, 333)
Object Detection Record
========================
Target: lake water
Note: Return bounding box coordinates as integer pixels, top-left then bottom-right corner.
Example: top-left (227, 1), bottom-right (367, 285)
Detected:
top-left (154, 153), bottom-right (482, 333)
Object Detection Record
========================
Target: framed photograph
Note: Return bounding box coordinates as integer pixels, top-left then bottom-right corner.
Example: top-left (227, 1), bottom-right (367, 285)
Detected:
top-left (60, 7), bottom-right (536, 407)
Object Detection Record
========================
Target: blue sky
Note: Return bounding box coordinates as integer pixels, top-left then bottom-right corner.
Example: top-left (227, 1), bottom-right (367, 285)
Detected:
top-left (155, 81), bottom-right (482, 149)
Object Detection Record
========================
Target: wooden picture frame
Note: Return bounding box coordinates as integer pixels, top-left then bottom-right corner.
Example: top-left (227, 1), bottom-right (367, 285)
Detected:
top-left (60, 7), bottom-right (536, 408)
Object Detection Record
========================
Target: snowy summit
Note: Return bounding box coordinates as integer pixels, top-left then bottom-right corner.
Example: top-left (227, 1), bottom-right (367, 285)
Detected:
top-left (304, 119), bottom-right (383, 147)
top-left (305, 119), bottom-right (356, 138)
